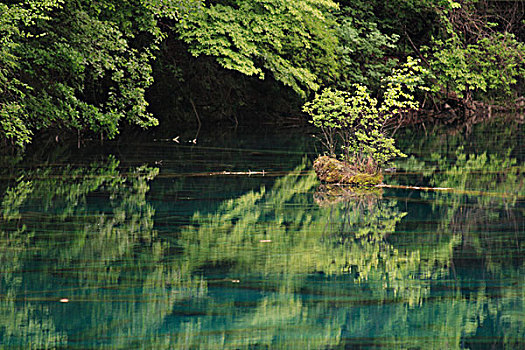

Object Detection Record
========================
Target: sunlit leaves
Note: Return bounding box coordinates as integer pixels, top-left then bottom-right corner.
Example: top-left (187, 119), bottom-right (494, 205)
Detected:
top-left (0, 0), bottom-right (181, 147)
top-left (0, 1), bottom-right (63, 146)
top-left (429, 33), bottom-right (525, 100)
top-left (178, 0), bottom-right (340, 97)
top-left (303, 59), bottom-right (431, 170)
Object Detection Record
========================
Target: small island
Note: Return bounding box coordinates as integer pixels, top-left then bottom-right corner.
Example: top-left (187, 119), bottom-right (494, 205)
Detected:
top-left (313, 155), bottom-right (383, 186)
top-left (303, 59), bottom-right (424, 186)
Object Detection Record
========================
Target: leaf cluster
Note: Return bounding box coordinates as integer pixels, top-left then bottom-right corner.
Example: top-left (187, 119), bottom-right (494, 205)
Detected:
top-left (304, 58), bottom-right (428, 171)
top-left (0, 0), bottom-right (203, 148)
top-left (178, 0), bottom-right (340, 97)
top-left (336, 17), bottom-right (399, 91)
top-left (428, 33), bottom-right (525, 101)
top-left (421, 0), bottom-right (525, 102)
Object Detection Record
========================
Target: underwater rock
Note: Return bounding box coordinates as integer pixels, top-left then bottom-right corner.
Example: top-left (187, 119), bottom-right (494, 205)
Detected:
top-left (313, 156), bottom-right (383, 186)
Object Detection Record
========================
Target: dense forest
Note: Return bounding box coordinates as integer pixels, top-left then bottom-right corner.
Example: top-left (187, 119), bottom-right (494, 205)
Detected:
top-left (1, 0), bottom-right (524, 148)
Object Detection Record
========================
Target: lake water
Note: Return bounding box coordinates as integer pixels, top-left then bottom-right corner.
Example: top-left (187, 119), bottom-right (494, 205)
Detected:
top-left (0, 119), bottom-right (523, 349)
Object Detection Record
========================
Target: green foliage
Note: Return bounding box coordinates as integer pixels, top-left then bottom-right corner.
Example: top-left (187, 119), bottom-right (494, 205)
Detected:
top-left (428, 33), bottom-right (525, 101)
top-left (2, 0), bottom-right (523, 148)
top-left (336, 0), bottom-right (525, 106)
top-left (303, 58), bottom-right (428, 171)
top-left (419, 0), bottom-right (525, 103)
top-left (178, 0), bottom-right (340, 97)
top-left (0, 1), bottom-right (63, 147)
top-left (0, 0), bottom-right (204, 148)
top-left (304, 85), bottom-right (403, 171)
top-left (333, 0), bottom-right (440, 94)
top-left (336, 17), bottom-right (399, 91)
top-left (381, 57), bottom-right (429, 111)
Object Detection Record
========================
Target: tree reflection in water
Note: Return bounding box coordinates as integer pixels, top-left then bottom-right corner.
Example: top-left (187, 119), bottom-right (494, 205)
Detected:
top-left (0, 156), bottom-right (204, 348)
top-left (0, 127), bottom-right (522, 348)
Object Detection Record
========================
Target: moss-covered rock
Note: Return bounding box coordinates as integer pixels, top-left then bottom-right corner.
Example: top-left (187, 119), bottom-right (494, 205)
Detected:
top-left (313, 156), bottom-right (383, 186)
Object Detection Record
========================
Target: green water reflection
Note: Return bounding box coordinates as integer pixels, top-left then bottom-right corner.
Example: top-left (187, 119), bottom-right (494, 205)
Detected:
top-left (0, 122), bottom-right (523, 349)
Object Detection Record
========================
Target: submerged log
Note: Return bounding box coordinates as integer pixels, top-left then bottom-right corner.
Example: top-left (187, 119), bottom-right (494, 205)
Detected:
top-left (313, 156), bottom-right (383, 186)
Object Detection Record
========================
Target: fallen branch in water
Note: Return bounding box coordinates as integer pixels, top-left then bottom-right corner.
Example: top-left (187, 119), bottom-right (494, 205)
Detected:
top-left (376, 184), bottom-right (452, 191)
top-left (218, 170), bottom-right (266, 175)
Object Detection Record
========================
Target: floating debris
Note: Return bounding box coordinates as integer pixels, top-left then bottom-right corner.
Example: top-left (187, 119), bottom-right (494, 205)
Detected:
top-left (217, 170), bottom-right (266, 176)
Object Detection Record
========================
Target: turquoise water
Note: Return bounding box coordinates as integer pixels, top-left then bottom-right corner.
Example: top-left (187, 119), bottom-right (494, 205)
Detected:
top-left (0, 120), bottom-right (523, 349)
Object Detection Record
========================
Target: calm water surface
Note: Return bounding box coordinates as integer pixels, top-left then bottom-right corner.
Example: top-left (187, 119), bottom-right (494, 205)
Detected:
top-left (0, 120), bottom-right (523, 349)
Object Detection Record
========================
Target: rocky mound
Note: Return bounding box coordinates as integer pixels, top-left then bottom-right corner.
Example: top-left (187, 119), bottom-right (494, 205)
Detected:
top-left (313, 156), bottom-right (383, 186)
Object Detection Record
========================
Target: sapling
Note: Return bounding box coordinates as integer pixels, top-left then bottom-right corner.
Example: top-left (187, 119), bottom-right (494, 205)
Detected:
top-left (303, 57), bottom-right (427, 175)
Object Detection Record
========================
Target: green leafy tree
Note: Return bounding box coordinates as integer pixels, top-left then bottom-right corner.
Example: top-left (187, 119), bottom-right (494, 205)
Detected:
top-left (0, 1), bottom-right (63, 147)
top-left (0, 0), bottom-right (203, 148)
top-left (428, 33), bottom-right (525, 103)
top-left (335, 16), bottom-right (399, 91)
top-left (178, 0), bottom-right (340, 97)
top-left (422, 0), bottom-right (525, 104)
top-left (303, 58), bottom-right (427, 171)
